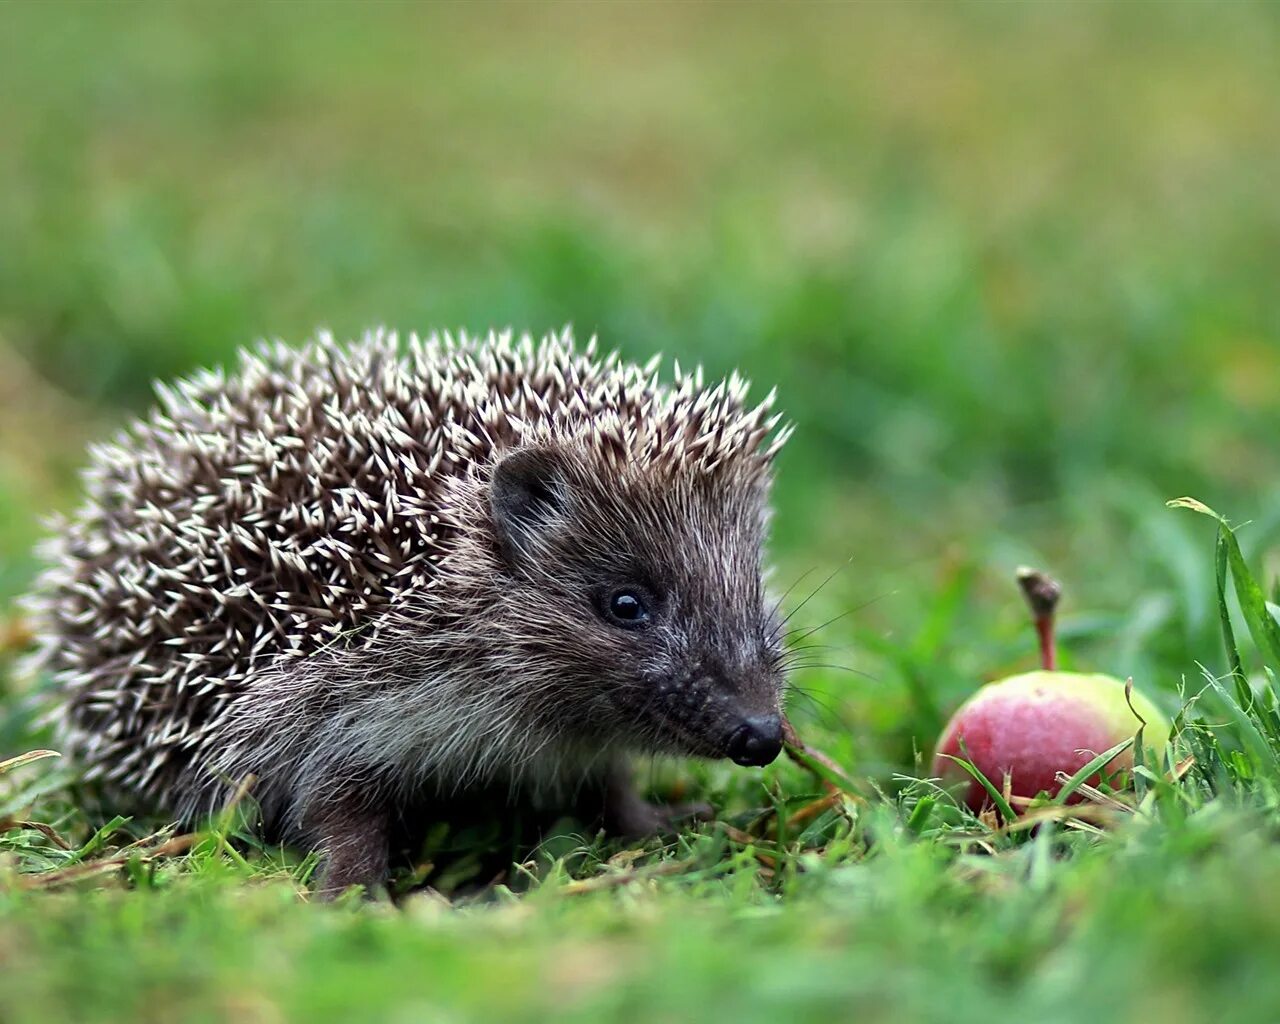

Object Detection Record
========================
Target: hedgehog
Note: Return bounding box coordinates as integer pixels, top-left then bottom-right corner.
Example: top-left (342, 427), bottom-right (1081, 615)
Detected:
top-left (25, 327), bottom-right (794, 895)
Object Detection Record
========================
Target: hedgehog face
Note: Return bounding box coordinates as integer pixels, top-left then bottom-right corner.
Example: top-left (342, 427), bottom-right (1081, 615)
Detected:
top-left (488, 446), bottom-right (787, 767)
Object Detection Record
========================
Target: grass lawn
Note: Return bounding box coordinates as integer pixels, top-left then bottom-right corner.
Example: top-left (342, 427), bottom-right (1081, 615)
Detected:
top-left (3, 4), bottom-right (1280, 1022)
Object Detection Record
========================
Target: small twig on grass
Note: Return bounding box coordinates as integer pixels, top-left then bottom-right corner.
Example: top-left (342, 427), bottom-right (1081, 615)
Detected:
top-left (1062, 781), bottom-right (1137, 813)
top-left (995, 801), bottom-right (1124, 835)
top-left (3, 820), bottom-right (73, 850)
top-left (781, 717), bottom-right (865, 800)
top-left (21, 833), bottom-right (200, 890)
top-left (556, 860), bottom-right (687, 895)
top-left (785, 790), bottom-right (844, 830)
top-left (720, 825), bottom-right (779, 869)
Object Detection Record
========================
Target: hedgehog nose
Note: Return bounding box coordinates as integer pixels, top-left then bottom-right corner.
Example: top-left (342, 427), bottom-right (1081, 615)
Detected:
top-left (726, 714), bottom-right (783, 767)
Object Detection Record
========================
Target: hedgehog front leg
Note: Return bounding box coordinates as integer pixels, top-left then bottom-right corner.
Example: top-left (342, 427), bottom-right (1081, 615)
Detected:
top-left (302, 793), bottom-right (391, 899)
top-left (602, 759), bottom-right (713, 837)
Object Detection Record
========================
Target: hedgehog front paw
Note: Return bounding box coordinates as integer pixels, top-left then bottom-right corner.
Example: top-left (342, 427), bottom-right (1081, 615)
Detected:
top-left (607, 793), bottom-right (714, 837)
top-left (602, 765), bottom-right (713, 837)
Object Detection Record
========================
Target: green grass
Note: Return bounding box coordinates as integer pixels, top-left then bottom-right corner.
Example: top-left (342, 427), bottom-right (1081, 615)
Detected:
top-left (3, 3), bottom-right (1280, 1021)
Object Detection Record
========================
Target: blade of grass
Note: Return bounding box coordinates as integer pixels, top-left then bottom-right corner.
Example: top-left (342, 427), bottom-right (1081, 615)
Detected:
top-left (1221, 531), bottom-right (1280, 741)
top-left (1169, 499), bottom-right (1253, 715)
top-left (1207, 679), bottom-right (1277, 775)
top-left (0, 749), bottom-right (59, 775)
top-left (1051, 737), bottom-right (1134, 805)
top-left (65, 815), bottom-right (132, 865)
top-left (905, 795), bottom-right (936, 835)
top-left (940, 742), bottom-right (1017, 824)
top-left (1216, 528), bottom-right (1250, 704)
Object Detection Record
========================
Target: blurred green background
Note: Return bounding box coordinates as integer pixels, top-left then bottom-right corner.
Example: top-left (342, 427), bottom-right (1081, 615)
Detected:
top-left (5, 5), bottom-right (1280, 1022)
top-left (4, 2), bottom-right (1279, 768)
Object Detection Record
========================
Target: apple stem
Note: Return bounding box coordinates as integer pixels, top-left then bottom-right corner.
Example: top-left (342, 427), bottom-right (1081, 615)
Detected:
top-left (1035, 615), bottom-right (1057, 671)
top-left (1016, 567), bottom-right (1062, 672)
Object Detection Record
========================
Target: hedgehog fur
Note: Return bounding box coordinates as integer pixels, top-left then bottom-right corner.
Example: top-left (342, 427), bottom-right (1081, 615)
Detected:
top-left (26, 326), bottom-right (792, 892)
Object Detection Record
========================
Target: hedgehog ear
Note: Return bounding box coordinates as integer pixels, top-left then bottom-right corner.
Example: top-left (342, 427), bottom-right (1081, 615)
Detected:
top-left (490, 447), bottom-right (571, 562)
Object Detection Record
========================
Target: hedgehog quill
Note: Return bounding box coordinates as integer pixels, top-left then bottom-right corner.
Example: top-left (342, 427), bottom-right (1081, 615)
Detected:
top-left (25, 328), bottom-right (793, 896)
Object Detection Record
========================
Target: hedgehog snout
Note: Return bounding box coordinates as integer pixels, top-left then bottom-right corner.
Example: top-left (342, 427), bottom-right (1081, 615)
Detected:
top-left (647, 665), bottom-right (783, 764)
top-left (712, 680), bottom-right (785, 766)
top-left (725, 714), bottom-right (784, 767)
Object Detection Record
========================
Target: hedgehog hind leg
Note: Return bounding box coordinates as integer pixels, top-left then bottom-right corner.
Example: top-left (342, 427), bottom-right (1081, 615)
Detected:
top-left (301, 793), bottom-right (391, 900)
top-left (601, 760), bottom-right (713, 838)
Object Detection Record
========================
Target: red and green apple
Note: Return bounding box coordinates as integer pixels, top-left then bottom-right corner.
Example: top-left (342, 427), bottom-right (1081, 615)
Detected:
top-left (931, 569), bottom-right (1170, 814)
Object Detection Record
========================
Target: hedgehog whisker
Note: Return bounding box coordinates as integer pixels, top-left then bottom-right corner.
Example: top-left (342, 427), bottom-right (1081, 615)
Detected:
top-left (782, 687), bottom-right (845, 730)
top-left (782, 590), bottom-right (894, 648)
top-left (772, 557), bottom-right (854, 639)
top-left (781, 661), bottom-right (879, 685)
top-left (767, 565), bottom-right (819, 626)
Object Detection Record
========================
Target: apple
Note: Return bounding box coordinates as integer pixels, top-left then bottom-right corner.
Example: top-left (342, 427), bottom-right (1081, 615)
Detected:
top-left (931, 569), bottom-right (1171, 815)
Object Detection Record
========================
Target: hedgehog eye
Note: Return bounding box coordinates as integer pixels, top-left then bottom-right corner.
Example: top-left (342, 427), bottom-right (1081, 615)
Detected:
top-left (603, 588), bottom-right (651, 629)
